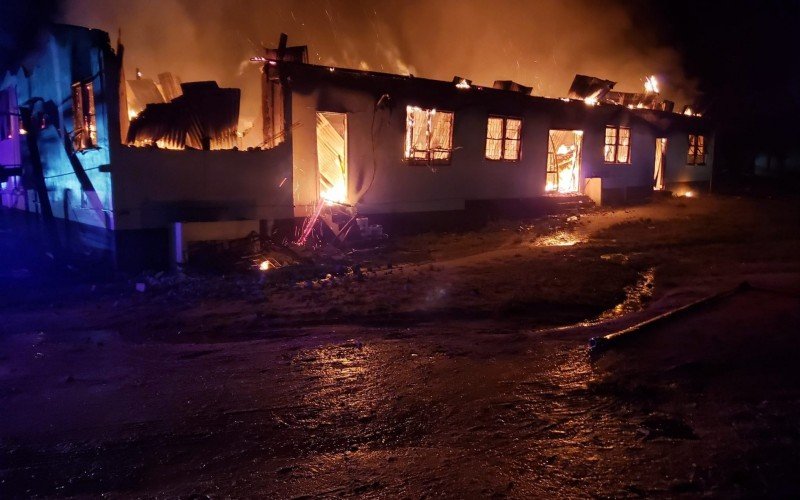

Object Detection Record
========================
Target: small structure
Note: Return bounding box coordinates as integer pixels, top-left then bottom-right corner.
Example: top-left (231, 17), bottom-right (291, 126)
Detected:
top-left (0, 25), bottom-right (714, 269)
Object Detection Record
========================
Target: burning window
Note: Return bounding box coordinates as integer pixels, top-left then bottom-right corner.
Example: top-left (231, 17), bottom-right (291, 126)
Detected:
top-left (687, 134), bottom-right (706, 165)
top-left (404, 106), bottom-right (454, 165)
top-left (71, 81), bottom-right (97, 151)
top-left (604, 126), bottom-right (630, 163)
top-left (485, 116), bottom-right (522, 161)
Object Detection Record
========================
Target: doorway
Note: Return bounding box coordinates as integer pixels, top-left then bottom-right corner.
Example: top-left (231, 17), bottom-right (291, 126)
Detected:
top-left (315, 111), bottom-right (348, 203)
top-left (653, 138), bottom-right (667, 190)
top-left (546, 130), bottom-right (583, 194)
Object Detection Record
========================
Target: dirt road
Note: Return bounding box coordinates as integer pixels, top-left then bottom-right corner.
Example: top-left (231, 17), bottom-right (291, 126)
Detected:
top-left (2, 194), bottom-right (799, 497)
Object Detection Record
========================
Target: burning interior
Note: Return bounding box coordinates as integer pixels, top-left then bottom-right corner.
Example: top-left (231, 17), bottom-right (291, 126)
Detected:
top-left (546, 130), bottom-right (583, 194)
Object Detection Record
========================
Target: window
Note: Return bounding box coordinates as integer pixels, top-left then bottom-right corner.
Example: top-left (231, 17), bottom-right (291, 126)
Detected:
top-left (687, 134), bottom-right (706, 165)
top-left (604, 126), bottom-right (631, 164)
top-left (71, 81), bottom-right (97, 151)
top-left (0, 89), bottom-right (13, 140)
top-left (404, 106), bottom-right (454, 165)
top-left (485, 116), bottom-right (522, 161)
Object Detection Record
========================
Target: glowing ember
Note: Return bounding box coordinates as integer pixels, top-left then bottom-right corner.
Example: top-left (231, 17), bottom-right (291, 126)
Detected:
top-left (18, 127), bottom-right (27, 135)
top-left (644, 75), bottom-right (659, 94)
top-left (533, 231), bottom-right (584, 247)
top-left (296, 199), bottom-right (326, 246)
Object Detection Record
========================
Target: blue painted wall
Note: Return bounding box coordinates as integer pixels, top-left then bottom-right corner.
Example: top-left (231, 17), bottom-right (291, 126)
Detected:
top-left (0, 24), bottom-right (116, 234)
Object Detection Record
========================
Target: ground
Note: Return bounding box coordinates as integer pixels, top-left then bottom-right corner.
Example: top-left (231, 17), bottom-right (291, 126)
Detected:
top-left (1, 193), bottom-right (799, 498)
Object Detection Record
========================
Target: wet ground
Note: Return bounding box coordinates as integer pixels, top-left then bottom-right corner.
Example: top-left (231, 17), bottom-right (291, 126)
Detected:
top-left (2, 194), bottom-right (800, 497)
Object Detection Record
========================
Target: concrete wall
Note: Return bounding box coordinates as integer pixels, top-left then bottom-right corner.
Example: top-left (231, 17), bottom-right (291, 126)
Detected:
top-left (110, 144), bottom-right (293, 230)
top-left (663, 129), bottom-right (714, 193)
top-left (0, 25), bottom-right (116, 237)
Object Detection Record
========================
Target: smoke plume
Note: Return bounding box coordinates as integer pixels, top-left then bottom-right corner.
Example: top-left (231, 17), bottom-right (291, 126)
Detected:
top-left (60, 0), bottom-right (694, 139)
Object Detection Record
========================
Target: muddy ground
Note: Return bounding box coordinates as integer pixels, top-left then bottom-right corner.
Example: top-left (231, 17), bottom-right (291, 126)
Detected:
top-left (1, 194), bottom-right (799, 498)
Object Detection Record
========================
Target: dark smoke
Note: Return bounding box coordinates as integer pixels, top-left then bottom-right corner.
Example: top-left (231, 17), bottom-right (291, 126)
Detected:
top-left (0, 0), bottom-right (63, 74)
top-left (59, 0), bottom-right (695, 141)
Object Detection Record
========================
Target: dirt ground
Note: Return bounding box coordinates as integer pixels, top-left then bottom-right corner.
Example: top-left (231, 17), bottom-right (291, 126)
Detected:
top-left (1, 193), bottom-right (800, 498)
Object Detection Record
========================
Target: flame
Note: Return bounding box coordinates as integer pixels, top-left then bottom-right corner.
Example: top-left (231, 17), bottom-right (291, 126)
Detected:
top-left (455, 79), bottom-right (470, 89)
top-left (584, 96), bottom-right (598, 106)
top-left (128, 109), bottom-right (139, 120)
top-left (684, 107), bottom-right (693, 116)
top-left (644, 75), bottom-right (659, 94)
top-left (259, 260), bottom-right (270, 271)
top-left (18, 127), bottom-right (27, 135)
top-left (321, 181), bottom-right (347, 204)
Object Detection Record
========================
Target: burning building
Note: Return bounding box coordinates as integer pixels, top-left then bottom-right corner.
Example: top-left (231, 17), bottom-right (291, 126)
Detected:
top-left (0, 24), bottom-right (713, 269)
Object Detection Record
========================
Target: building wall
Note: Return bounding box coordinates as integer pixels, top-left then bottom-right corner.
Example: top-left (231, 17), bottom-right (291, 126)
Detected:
top-left (286, 67), bottom-right (710, 214)
top-left (110, 144), bottom-right (293, 231)
top-left (0, 25), bottom-right (116, 236)
top-left (663, 129), bottom-right (714, 193)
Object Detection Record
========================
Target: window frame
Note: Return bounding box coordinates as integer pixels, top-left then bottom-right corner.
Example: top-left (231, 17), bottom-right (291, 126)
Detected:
top-left (404, 106), bottom-right (455, 166)
top-left (71, 81), bottom-right (97, 151)
top-left (0, 89), bottom-right (14, 141)
top-left (687, 134), bottom-right (706, 165)
top-left (603, 125), bottom-right (632, 164)
top-left (485, 115), bottom-right (523, 162)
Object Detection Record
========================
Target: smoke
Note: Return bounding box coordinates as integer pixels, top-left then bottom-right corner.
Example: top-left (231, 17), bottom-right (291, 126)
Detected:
top-left (59, 0), bottom-right (694, 141)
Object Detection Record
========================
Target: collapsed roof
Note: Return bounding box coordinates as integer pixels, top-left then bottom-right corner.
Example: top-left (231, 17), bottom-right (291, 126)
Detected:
top-left (126, 81), bottom-right (240, 150)
top-left (568, 74), bottom-right (674, 112)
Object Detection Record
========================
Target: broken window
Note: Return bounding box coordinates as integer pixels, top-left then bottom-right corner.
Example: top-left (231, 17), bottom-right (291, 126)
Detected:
top-left (71, 81), bottom-right (97, 151)
top-left (604, 126), bottom-right (631, 164)
top-left (687, 134), bottom-right (706, 165)
top-left (404, 106), bottom-right (454, 165)
top-left (485, 116), bottom-right (522, 161)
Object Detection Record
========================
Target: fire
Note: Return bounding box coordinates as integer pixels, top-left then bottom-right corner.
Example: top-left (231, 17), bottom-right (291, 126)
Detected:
top-left (533, 231), bottom-right (584, 247)
top-left (259, 260), bottom-right (270, 271)
top-left (455, 79), bottom-right (470, 89)
top-left (644, 75), bottom-right (659, 94)
top-left (684, 107), bottom-right (693, 116)
top-left (321, 181), bottom-right (347, 204)
top-left (584, 96), bottom-right (598, 106)
top-left (128, 109), bottom-right (139, 120)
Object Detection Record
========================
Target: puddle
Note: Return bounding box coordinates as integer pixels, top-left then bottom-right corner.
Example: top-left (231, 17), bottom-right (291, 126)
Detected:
top-left (536, 267), bottom-right (656, 333)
